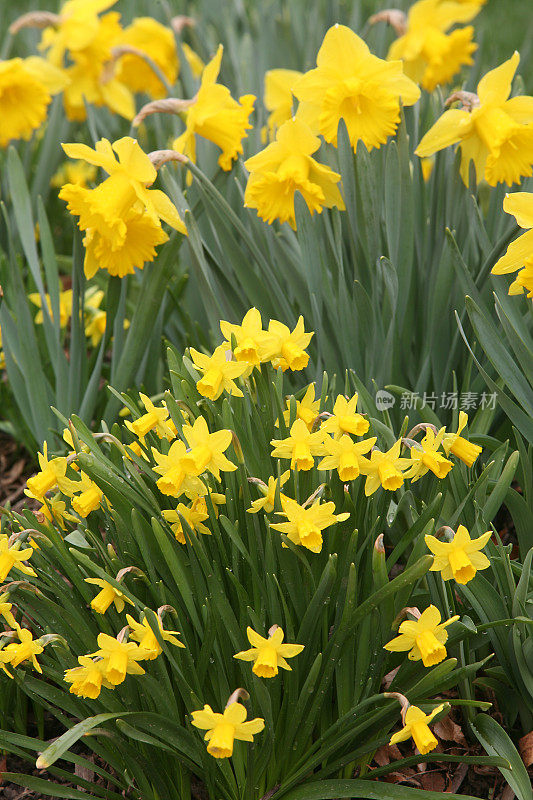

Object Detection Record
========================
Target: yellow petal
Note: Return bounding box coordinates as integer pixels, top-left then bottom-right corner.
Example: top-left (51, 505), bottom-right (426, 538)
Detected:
top-left (415, 109), bottom-right (468, 158)
top-left (503, 192), bottom-right (533, 229)
top-left (477, 51), bottom-right (520, 107)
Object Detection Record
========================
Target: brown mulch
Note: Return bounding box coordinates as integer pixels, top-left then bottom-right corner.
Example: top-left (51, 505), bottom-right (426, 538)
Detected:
top-left (0, 433), bottom-right (35, 514)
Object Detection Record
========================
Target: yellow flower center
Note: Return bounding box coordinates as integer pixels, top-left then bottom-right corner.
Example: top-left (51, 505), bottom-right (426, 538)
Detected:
top-left (281, 341), bottom-right (308, 370)
top-left (78, 667), bottom-right (103, 698)
top-left (297, 520), bottom-right (322, 552)
top-left (253, 644), bottom-right (278, 678)
top-left (338, 414), bottom-right (368, 436)
top-left (475, 107), bottom-right (520, 154)
top-left (448, 548), bottom-right (476, 585)
top-left (72, 486), bottom-right (102, 517)
top-left (234, 337), bottom-right (260, 364)
top-left (91, 584), bottom-right (116, 614)
top-left (410, 721), bottom-right (438, 755)
top-left (421, 452), bottom-right (451, 479)
top-left (105, 648), bottom-right (129, 685)
top-left (338, 451), bottom-right (360, 481)
top-left (291, 442), bottom-right (314, 471)
top-left (450, 436), bottom-right (481, 468)
top-left (130, 411), bottom-right (160, 438)
top-left (186, 444), bottom-right (212, 474)
top-left (27, 468), bottom-right (57, 499)
top-left (207, 722), bottom-right (235, 758)
top-left (198, 368), bottom-right (223, 400)
top-left (377, 460), bottom-right (403, 491)
top-left (415, 630), bottom-right (446, 667)
top-left (158, 466), bottom-right (186, 496)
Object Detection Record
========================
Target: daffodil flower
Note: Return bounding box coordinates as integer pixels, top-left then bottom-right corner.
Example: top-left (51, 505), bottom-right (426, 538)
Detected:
top-left (389, 703), bottom-right (445, 754)
top-left (425, 525), bottom-right (491, 583)
top-left (384, 605), bottom-right (459, 667)
top-left (234, 625), bottom-right (304, 677)
top-left (191, 701), bottom-right (264, 758)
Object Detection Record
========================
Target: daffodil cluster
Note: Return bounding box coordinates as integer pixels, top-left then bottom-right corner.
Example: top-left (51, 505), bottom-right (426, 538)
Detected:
top-left (8, 0), bottom-right (202, 127)
top-left (7, 309), bottom-right (495, 773)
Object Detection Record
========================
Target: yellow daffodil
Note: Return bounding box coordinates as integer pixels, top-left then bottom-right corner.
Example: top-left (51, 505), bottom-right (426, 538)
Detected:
top-left (359, 440), bottom-right (409, 495)
top-left (89, 633), bottom-right (147, 685)
top-left (0, 596), bottom-right (17, 629)
top-left (3, 626), bottom-right (44, 673)
top-left (263, 316), bottom-right (313, 371)
top-left (248, 472), bottom-right (291, 514)
top-left (152, 439), bottom-right (207, 499)
top-left (292, 24), bottom-right (420, 151)
top-left (441, 411), bottom-right (482, 466)
top-left (244, 116), bottom-right (345, 229)
top-left (64, 655), bottom-right (108, 698)
top-left (492, 192), bottom-right (533, 300)
top-left (125, 393), bottom-right (176, 440)
top-left (282, 384), bottom-right (321, 430)
top-left (182, 416), bottom-right (237, 481)
top-left (264, 68), bottom-right (303, 135)
top-left (39, 0), bottom-right (119, 67)
top-left (126, 613), bottom-right (185, 659)
top-left (51, 160), bottom-right (97, 189)
top-left (25, 442), bottom-right (69, 501)
top-left (0, 535), bottom-right (36, 583)
top-left (389, 703), bottom-right (445, 754)
top-left (404, 428), bottom-right (454, 482)
top-left (317, 434), bottom-right (377, 481)
top-left (64, 472), bottom-right (104, 517)
top-left (85, 578), bottom-right (134, 615)
top-left (425, 524), bottom-right (491, 583)
top-left (220, 307), bottom-right (271, 367)
top-left (234, 625), bottom-right (304, 677)
top-left (28, 290), bottom-right (72, 328)
top-left (0, 57), bottom-right (68, 148)
top-left (271, 419), bottom-right (326, 471)
top-left (384, 605), bottom-right (459, 666)
top-left (321, 393), bottom-right (369, 439)
top-left (386, 0), bottom-right (479, 92)
top-left (35, 495), bottom-right (76, 530)
top-left (270, 495), bottom-right (349, 553)
top-left (162, 500), bottom-right (212, 543)
top-left (189, 345), bottom-right (249, 400)
top-left (173, 45), bottom-right (255, 170)
top-left (416, 52), bottom-right (533, 186)
top-left (39, 0), bottom-right (134, 121)
top-left (116, 17), bottom-right (178, 98)
top-left (59, 136), bottom-right (186, 279)
top-left (191, 701), bottom-right (264, 758)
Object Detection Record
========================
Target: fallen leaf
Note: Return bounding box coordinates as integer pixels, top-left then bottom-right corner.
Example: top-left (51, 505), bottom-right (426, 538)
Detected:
top-left (434, 716), bottom-right (466, 745)
top-left (420, 772), bottom-right (445, 792)
top-left (374, 744), bottom-right (402, 766)
top-left (519, 730), bottom-right (533, 768)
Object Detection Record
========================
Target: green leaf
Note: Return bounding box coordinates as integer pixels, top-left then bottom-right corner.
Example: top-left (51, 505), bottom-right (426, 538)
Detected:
top-left (471, 714), bottom-right (533, 800)
top-left (277, 778), bottom-right (484, 800)
top-left (36, 712), bottom-right (129, 769)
